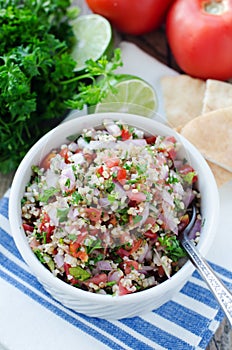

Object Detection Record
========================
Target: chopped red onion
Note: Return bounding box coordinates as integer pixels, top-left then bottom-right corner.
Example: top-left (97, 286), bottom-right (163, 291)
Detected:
top-left (188, 218), bottom-right (201, 240)
top-left (45, 169), bottom-right (59, 188)
top-left (144, 276), bottom-right (156, 287)
top-left (67, 208), bottom-right (79, 220)
top-left (161, 202), bottom-right (178, 234)
top-left (97, 260), bottom-right (112, 271)
top-left (98, 197), bottom-right (110, 208)
top-left (104, 123), bottom-right (121, 137)
top-left (77, 137), bottom-right (89, 149)
top-left (44, 205), bottom-right (59, 226)
top-left (113, 181), bottom-right (127, 198)
top-left (173, 160), bottom-right (183, 170)
top-left (54, 253), bottom-right (64, 268)
top-left (108, 269), bottom-right (123, 282)
top-left (59, 165), bottom-right (75, 192)
top-left (116, 139), bottom-right (147, 149)
top-left (137, 243), bottom-right (149, 263)
top-left (68, 142), bottom-right (79, 152)
top-left (182, 188), bottom-right (195, 208)
top-left (126, 190), bottom-right (147, 202)
top-left (145, 246), bottom-right (153, 262)
top-left (124, 139), bottom-right (147, 146)
top-left (139, 203), bottom-right (150, 227)
top-left (88, 141), bottom-right (117, 150)
top-left (162, 189), bottom-right (174, 206)
top-left (70, 152), bottom-right (85, 165)
top-left (138, 265), bottom-right (154, 274)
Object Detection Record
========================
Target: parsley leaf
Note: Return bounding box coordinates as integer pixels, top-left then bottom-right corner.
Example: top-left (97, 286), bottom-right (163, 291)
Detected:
top-left (38, 187), bottom-right (59, 203)
top-left (158, 235), bottom-right (187, 262)
top-left (57, 208), bottom-right (69, 222)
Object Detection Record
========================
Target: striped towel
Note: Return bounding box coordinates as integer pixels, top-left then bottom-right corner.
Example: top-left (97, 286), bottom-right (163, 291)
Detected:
top-left (0, 190), bottom-right (231, 350)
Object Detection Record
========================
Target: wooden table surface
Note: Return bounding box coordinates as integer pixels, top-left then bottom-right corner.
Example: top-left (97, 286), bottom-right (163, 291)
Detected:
top-left (0, 1), bottom-right (231, 348)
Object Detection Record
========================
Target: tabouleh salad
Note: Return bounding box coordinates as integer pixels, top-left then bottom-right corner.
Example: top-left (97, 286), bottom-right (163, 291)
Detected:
top-left (21, 119), bottom-right (201, 296)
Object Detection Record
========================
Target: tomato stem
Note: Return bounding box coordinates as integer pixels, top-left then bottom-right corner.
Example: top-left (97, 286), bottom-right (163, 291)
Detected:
top-left (203, 0), bottom-right (228, 15)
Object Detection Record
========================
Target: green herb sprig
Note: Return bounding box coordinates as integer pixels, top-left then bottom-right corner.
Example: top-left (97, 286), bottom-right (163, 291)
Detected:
top-left (158, 235), bottom-right (187, 262)
top-left (0, 1), bottom-right (122, 174)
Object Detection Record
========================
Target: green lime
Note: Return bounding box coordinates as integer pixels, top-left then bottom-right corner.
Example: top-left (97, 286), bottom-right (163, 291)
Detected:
top-left (94, 78), bottom-right (158, 118)
top-left (70, 14), bottom-right (112, 72)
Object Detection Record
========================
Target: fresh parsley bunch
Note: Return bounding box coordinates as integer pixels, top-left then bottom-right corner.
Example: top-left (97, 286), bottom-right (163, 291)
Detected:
top-left (0, 0), bottom-right (122, 173)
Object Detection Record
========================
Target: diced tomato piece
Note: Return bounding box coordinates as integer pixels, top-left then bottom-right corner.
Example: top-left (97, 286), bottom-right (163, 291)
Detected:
top-left (118, 281), bottom-right (132, 295)
top-left (121, 129), bottom-right (131, 140)
top-left (70, 278), bottom-right (81, 285)
top-left (84, 153), bottom-right (96, 163)
top-left (46, 227), bottom-right (54, 243)
top-left (97, 166), bottom-right (104, 176)
top-left (116, 247), bottom-right (131, 258)
top-left (40, 152), bottom-right (56, 170)
top-left (69, 241), bottom-right (81, 257)
top-left (76, 250), bottom-right (88, 262)
top-left (70, 231), bottom-right (88, 258)
top-left (117, 167), bottom-right (127, 183)
top-left (64, 262), bottom-right (71, 276)
top-left (128, 215), bottom-right (134, 225)
top-left (129, 239), bottom-right (143, 254)
top-left (38, 213), bottom-right (55, 243)
top-left (168, 147), bottom-right (177, 160)
top-left (128, 200), bottom-right (137, 208)
top-left (105, 157), bottom-right (120, 168)
top-left (59, 147), bottom-right (70, 163)
top-left (109, 214), bottom-right (117, 226)
top-left (158, 265), bottom-right (165, 277)
top-left (144, 230), bottom-right (158, 239)
top-left (85, 207), bottom-right (102, 222)
top-left (123, 260), bottom-right (139, 274)
top-left (86, 273), bottom-right (108, 285)
top-left (165, 136), bottom-right (176, 144)
top-left (22, 223), bottom-right (34, 232)
top-left (145, 135), bottom-right (156, 144)
top-left (126, 190), bottom-right (146, 202)
top-left (52, 248), bottom-right (58, 255)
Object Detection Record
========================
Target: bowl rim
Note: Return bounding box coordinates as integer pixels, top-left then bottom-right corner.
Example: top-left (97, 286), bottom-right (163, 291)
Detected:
top-left (9, 112), bottom-right (220, 304)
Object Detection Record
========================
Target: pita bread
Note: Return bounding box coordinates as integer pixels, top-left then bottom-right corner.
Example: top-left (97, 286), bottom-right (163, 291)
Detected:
top-left (207, 161), bottom-right (232, 187)
top-left (202, 79), bottom-right (232, 113)
top-left (181, 107), bottom-right (232, 172)
top-left (160, 75), bottom-right (206, 128)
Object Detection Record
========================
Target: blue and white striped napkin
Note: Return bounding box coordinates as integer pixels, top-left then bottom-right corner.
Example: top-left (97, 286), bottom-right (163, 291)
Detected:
top-left (0, 189), bottom-right (232, 350)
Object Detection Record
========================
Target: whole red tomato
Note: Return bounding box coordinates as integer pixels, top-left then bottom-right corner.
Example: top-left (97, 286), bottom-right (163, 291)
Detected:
top-left (166, 0), bottom-right (232, 80)
top-left (86, 0), bottom-right (174, 35)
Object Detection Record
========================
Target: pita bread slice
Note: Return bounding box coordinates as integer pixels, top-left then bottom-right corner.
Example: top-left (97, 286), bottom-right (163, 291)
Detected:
top-left (207, 161), bottom-right (232, 187)
top-left (181, 107), bottom-right (232, 172)
top-left (202, 79), bottom-right (232, 114)
top-left (160, 75), bottom-right (206, 128)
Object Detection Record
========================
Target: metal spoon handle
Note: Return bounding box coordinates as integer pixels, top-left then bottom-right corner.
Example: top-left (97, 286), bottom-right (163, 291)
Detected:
top-left (182, 237), bottom-right (232, 327)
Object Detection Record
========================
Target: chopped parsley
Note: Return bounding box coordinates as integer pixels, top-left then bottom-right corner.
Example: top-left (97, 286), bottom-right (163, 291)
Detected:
top-left (38, 187), bottom-right (58, 203)
top-left (158, 235), bottom-right (187, 262)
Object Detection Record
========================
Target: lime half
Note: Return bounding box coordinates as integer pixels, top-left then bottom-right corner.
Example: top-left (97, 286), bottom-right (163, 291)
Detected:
top-left (70, 14), bottom-right (112, 72)
top-left (94, 78), bottom-right (158, 118)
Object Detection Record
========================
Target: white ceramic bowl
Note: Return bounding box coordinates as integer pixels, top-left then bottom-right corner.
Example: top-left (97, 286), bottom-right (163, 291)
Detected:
top-left (9, 112), bottom-right (219, 319)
